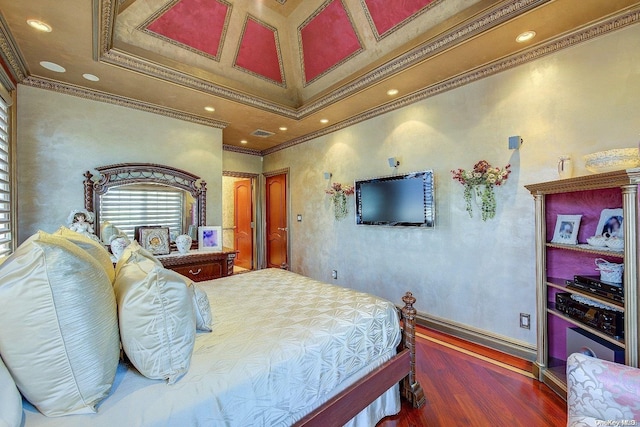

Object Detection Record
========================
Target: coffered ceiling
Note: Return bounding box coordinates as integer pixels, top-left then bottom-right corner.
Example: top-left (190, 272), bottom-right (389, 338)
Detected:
top-left (1, 0), bottom-right (639, 155)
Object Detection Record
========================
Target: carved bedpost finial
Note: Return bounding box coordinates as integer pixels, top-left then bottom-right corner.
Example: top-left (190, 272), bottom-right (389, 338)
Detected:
top-left (400, 290), bottom-right (426, 409)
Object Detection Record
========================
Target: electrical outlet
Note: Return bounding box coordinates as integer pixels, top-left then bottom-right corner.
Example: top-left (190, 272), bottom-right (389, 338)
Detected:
top-left (331, 270), bottom-right (337, 280)
top-left (520, 313), bottom-right (531, 329)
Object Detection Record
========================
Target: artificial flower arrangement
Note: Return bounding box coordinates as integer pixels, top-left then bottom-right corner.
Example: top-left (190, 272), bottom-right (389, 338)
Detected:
top-left (451, 160), bottom-right (511, 221)
top-left (325, 182), bottom-right (355, 220)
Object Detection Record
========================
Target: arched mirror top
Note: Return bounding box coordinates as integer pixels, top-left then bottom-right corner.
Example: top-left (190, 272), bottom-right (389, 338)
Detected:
top-left (84, 163), bottom-right (207, 239)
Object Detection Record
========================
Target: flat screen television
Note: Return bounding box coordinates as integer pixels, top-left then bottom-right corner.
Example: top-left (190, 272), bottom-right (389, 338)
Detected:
top-left (355, 170), bottom-right (435, 227)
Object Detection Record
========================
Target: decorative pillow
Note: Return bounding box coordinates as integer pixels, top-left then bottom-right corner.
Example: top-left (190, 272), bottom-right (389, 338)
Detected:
top-left (0, 355), bottom-right (22, 427)
top-left (115, 240), bottom-right (161, 277)
top-left (191, 282), bottom-right (213, 332)
top-left (100, 221), bottom-right (125, 245)
top-left (54, 226), bottom-right (115, 283)
top-left (114, 259), bottom-right (195, 384)
top-left (0, 231), bottom-right (120, 416)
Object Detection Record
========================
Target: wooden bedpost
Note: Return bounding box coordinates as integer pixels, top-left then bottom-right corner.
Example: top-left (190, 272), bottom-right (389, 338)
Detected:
top-left (401, 292), bottom-right (426, 408)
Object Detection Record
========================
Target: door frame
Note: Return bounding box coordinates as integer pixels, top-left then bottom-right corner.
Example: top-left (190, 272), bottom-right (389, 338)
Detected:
top-left (222, 171), bottom-right (259, 270)
top-left (262, 168), bottom-right (290, 270)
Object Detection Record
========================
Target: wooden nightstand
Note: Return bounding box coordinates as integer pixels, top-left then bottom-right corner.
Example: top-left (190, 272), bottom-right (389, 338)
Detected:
top-left (157, 248), bottom-right (237, 282)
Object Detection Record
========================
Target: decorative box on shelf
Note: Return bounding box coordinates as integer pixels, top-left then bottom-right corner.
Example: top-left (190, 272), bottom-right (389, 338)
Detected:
top-left (156, 248), bottom-right (237, 282)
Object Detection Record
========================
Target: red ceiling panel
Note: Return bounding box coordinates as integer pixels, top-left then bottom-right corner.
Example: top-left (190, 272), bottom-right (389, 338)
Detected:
top-left (299, 0), bottom-right (362, 84)
top-left (363, 0), bottom-right (434, 38)
top-left (146, 0), bottom-right (230, 60)
top-left (235, 17), bottom-right (284, 85)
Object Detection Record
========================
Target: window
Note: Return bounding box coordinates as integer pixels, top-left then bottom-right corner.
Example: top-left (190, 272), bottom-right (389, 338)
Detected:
top-left (0, 96), bottom-right (11, 257)
top-left (99, 185), bottom-right (185, 240)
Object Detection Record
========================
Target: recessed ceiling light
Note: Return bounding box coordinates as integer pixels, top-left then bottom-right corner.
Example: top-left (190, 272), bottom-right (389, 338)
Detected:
top-left (40, 61), bottom-right (65, 73)
top-left (204, 106), bottom-right (215, 112)
top-left (279, 126), bottom-right (287, 131)
top-left (516, 31), bottom-right (536, 43)
top-left (240, 140), bottom-right (248, 144)
top-left (27, 19), bottom-right (52, 32)
top-left (320, 119), bottom-right (329, 124)
top-left (82, 73), bottom-right (99, 82)
top-left (386, 89), bottom-right (399, 96)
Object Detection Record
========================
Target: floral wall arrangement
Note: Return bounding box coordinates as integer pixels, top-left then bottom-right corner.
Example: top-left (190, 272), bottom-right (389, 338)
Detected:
top-left (451, 160), bottom-right (511, 221)
top-left (325, 182), bottom-right (354, 220)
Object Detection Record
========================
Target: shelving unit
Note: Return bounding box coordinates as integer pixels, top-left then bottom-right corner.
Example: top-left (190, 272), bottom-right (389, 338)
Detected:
top-left (525, 169), bottom-right (639, 399)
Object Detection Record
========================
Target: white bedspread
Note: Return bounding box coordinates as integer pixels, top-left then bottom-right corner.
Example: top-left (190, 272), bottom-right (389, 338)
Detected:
top-left (22, 268), bottom-right (402, 426)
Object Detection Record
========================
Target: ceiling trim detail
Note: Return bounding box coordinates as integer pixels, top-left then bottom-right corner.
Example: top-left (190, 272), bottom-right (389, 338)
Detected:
top-left (233, 15), bottom-right (286, 87)
top-left (98, 0), bottom-right (546, 119)
top-left (21, 76), bottom-right (228, 129)
top-left (261, 6), bottom-right (640, 156)
top-left (0, 14), bottom-right (27, 83)
top-left (360, 0), bottom-right (443, 41)
top-left (138, 0), bottom-right (233, 62)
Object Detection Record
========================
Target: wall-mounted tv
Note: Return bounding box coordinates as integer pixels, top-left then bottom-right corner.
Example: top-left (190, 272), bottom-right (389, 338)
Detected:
top-left (355, 170), bottom-right (435, 227)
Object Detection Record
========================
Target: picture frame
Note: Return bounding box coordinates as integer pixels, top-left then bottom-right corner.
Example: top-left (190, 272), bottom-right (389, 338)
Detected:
top-left (595, 208), bottom-right (623, 238)
top-left (138, 226), bottom-right (171, 255)
top-left (551, 214), bottom-right (582, 245)
top-left (199, 226), bottom-right (222, 251)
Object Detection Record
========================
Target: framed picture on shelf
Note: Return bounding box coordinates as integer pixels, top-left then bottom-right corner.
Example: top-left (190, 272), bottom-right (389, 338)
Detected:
top-left (595, 208), bottom-right (623, 238)
top-left (551, 214), bottom-right (582, 245)
top-left (137, 226), bottom-right (171, 255)
top-left (199, 226), bottom-right (222, 251)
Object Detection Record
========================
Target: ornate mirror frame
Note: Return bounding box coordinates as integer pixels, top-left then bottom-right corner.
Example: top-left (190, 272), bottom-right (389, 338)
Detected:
top-left (84, 163), bottom-right (207, 239)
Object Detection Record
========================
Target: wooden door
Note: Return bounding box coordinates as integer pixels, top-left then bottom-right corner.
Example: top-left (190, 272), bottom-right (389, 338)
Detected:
top-left (233, 179), bottom-right (253, 270)
top-left (266, 173), bottom-right (288, 269)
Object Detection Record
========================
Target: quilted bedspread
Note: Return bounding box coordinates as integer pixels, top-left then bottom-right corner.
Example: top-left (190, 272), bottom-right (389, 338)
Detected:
top-left (22, 268), bottom-right (402, 426)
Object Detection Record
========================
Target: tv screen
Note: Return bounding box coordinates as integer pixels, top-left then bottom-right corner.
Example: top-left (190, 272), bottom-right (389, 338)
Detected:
top-left (355, 170), bottom-right (435, 227)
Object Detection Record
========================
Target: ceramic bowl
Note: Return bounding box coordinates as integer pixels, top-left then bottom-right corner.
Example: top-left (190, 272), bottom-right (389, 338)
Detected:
top-left (586, 235), bottom-right (608, 247)
top-left (605, 237), bottom-right (624, 250)
top-left (584, 148), bottom-right (640, 173)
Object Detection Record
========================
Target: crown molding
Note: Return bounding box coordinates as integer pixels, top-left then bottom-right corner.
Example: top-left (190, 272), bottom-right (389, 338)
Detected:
top-left (0, 14), bottom-right (27, 85)
top-left (21, 76), bottom-right (229, 129)
top-left (262, 7), bottom-right (640, 156)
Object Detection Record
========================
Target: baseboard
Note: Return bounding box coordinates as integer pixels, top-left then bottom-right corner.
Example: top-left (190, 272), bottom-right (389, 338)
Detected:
top-left (416, 313), bottom-right (537, 362)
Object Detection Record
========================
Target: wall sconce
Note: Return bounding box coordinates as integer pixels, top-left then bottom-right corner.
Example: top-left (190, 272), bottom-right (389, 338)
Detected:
top-left (388, 157), bottom-right (400, 168)
top-left (323, 172), bottom-right (332, 180)
top-left (509, 135), bottom-right (523, 150)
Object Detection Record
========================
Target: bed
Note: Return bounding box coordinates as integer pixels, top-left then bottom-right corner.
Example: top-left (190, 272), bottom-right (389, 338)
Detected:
top-left (19, 268), bottom-right (424, 426)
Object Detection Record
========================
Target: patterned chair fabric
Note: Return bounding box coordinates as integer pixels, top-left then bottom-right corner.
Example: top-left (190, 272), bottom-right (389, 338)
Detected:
top-left (566, 353), bottom-right (640, 427)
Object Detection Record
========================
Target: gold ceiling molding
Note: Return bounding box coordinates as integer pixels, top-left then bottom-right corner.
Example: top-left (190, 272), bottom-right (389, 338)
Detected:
top-left (260, 6), bottom-right (640, 156)
top-left (222, 143), bottom-right (262, 156)
top-left (21, 76), bottom-right (229, 130)
top-left (98, 0), bottom-right (545, 118)
top-left (0, 14), bottom-right (27, 83)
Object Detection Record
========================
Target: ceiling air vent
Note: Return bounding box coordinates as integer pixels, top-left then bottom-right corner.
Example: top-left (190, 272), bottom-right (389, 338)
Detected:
top-left (251, 129), bottom-right (275, 138)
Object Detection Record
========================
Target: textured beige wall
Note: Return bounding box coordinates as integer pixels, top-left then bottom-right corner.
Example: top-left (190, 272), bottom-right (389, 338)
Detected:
top-left (264, 24), bottom-right (640, 346)
top-left (222, 150), bottom-right (263, 174)
top-left (16, 86), bottom-right (223, 243)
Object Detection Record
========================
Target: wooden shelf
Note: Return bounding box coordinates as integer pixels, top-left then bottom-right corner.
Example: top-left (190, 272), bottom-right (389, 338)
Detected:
top-left (546, 277), bottom-right (624, 310)
top-left (546, 243), bottom-right (624, 258)
top-left (547, 307), bottom-right (625, 349)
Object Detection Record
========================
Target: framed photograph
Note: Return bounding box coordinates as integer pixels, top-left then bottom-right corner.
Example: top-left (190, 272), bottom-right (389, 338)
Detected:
top-left (551, 214), bottom-right (582, 245)
top-left (199, 226), bottom-right (222, 251)
top-left (138, 226), bottom-right (171, 255)
top-left (595, 208), bottom-right (623, 238)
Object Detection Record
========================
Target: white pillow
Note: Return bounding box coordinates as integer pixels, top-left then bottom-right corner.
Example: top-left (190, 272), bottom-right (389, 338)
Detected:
top-left (191, 282), bottom-right (213, 332)
top-left (115, 240), bottom-right (161, 276)
top-left (0, 355), bottom-right (22, 427)
top-left (54, 226), bottom-right (115, 283)
top-left (114, 259), bottom-right (195, 384)
top-left (0, 232), bottom-right (120, 416)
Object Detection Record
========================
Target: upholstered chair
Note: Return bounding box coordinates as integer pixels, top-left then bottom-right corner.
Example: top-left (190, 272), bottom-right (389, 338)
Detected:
top-left (566, 353), bottom-right (640, 427)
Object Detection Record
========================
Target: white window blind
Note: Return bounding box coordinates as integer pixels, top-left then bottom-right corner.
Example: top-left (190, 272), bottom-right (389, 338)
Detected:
top-left (100, 185), bottom-right (184, 240)
top-left (0, 97), bottom-right (11, 257)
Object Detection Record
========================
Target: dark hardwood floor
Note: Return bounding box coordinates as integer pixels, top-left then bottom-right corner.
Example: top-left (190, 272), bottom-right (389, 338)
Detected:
top-left (378, 327), bottom-right (567, 427)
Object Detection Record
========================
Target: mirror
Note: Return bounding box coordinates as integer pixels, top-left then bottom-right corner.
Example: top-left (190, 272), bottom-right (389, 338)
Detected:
top-left (84, 163), bottom-right (207, 243)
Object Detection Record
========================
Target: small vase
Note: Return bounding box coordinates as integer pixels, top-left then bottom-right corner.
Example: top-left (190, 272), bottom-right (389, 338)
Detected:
top-left (110, 236), bottom-right (129, 260)
top-left (558, 155), bottom-right (573, 179)
top-left (175, 234), bottom-right (192, 254)
top-left (333, 193), bottom-right (348, 220)
top-left (473, 185), bottom-right (485, 206)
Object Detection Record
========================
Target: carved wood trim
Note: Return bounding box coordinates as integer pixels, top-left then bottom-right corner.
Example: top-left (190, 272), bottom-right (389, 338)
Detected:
top-left (525, 168), bottom-right (640, 195)
top-left (83, 163), bottom-right (207, 237)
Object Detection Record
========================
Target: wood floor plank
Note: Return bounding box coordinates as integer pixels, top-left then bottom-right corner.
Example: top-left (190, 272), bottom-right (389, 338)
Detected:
top-left (377, 328), bottom-right (567, 426)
